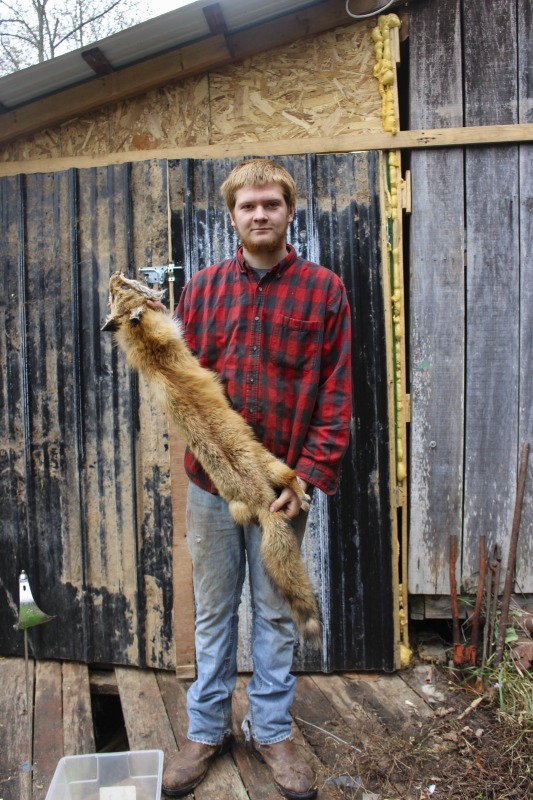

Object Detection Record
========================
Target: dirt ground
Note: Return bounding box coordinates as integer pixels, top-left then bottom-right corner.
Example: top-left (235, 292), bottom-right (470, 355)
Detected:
top-left (299, 627), bottom-right (532, 800)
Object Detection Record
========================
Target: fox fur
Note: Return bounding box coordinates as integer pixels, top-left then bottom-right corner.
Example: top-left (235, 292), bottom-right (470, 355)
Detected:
top-left (102, 272), bottom-right (321, 646)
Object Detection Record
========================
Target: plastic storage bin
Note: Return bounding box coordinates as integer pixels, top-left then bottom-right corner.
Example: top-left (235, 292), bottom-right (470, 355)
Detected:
top-left (45, 749), bottom-right (164, 800)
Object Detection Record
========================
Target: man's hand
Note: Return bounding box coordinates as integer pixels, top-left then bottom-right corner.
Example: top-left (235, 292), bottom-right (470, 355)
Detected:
top-left (269, 478), bottom-right (308, 519)
top-left (146, 299), bottom-right (168, 313)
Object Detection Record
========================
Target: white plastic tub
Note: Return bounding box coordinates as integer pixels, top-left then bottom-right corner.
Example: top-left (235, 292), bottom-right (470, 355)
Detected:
top-left (44, 750), bottom-right (164, 800)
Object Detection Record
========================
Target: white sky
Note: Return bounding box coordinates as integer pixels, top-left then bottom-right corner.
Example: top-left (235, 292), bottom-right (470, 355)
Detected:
top-left (143, 0), bottom-right (197, 15)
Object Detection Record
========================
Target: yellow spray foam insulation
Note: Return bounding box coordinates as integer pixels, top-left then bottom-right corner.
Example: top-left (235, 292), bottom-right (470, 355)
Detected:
top-left (387, 150), bottom-right (407, 484)
top-left (372, 14), bottom-right (401, 133)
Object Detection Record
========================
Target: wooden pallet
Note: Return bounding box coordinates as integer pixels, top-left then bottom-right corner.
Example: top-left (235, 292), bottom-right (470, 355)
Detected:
top-left (0, 657), bottom-right (435, 800)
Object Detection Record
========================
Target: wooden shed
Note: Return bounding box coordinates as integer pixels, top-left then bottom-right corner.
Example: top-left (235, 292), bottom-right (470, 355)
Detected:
top-left (0, 0), bottom-right (531, 680)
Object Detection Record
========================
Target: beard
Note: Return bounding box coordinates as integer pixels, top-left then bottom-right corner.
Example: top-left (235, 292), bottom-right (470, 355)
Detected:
top-left (236, 226), bottom-right (289, 255)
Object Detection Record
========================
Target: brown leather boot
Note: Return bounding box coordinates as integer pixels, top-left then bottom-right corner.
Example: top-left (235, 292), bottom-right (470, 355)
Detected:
top-left (162, 736), bottom-right (231, 797)
top-left (251, 738), bottom-right (317, 800)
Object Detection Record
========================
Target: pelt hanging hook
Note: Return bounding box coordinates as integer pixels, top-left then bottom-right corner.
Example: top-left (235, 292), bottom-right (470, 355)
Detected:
top-left (17, 570), bottom-right (55, 630)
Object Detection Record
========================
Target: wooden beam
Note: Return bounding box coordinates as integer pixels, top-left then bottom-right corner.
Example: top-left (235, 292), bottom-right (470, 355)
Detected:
top-left (1, 123), bottom-right (532, 177)
top-left (203, 3), bottom-right (228, 35)
top-left (115, 667), bottom-right (177, 761)
top-left (81, 47), bottom-right (115, 76)
top-left (61, 662), bottom-right (96, 755)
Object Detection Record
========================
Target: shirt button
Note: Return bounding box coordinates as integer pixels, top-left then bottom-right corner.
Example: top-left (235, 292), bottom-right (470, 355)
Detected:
top-left (250, 377), bottom-right (254, 382)
top-left (258, 287), bottom-right (263, 292)
top-left (253, 345), bottom-right (257, 351)
top-left (254, 316), bottom-right (259, 321)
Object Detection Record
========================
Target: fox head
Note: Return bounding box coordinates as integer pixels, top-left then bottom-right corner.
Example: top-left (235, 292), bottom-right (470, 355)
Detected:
top-left (101, 272), bottom-right (166, 332)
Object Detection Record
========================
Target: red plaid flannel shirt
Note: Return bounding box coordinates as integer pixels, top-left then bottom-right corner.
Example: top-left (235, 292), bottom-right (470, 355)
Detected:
top-left (176, 245), bottom-right (352, 495)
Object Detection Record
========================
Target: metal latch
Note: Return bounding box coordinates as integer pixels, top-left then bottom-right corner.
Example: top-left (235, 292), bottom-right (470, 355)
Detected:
top-left (139, 263), bottom-right (181, 286)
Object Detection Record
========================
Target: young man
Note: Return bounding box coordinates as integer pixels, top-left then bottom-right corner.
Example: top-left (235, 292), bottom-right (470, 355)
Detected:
top-left (162, 159), bottom-right (352, 799)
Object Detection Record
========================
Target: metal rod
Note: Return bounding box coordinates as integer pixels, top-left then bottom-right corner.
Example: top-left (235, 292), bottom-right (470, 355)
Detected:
top-left (471, 535), bottom-right (486, 647)
top-left (466, 534), bottom-right (486, 664)
top-left (488, 548), bottom-right (501, 660)
top-left (449, 534), bottom-right (465, 665)
top-left (24, 629), bottom-right (33, 770)
top-left (494, 443), bottom-right (530, 666)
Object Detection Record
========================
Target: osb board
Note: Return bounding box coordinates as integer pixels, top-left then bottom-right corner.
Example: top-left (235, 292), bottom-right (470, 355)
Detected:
top-left (1, 22), bottom-right (380, 163)
top-left (209, 23), bottom-right (381, 143)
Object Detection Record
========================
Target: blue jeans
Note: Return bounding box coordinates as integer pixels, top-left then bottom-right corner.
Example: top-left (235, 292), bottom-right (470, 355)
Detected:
top-left (185, 480), bottom-right (308, 746)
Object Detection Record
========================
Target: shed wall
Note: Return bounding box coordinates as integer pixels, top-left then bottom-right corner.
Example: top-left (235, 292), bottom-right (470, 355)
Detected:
top-left (408, 0), bottom-right (533, 604)
top-left (0, 22), bottom-right (380, 164)
top-left (0, 152), bottom-right (398, 672)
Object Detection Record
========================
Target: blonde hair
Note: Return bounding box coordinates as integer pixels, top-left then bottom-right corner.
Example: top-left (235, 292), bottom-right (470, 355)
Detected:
top-left (220, 159), bottom-right (297, 211)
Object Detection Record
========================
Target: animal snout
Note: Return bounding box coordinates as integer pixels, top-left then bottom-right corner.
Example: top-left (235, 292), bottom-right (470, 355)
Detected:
top-left (101, 316), bottom-right (118, 332)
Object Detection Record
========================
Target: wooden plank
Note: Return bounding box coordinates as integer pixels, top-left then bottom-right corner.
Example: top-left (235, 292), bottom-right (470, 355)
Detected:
top-left (155, 671), bottom-right (191, 749)
top-left (341, 673), bottom-right (434, 736)
top-left (0, 175), bottom-right (30, 660)
top-left (408, 0), bottom-right (465, 595)
top-left (32, 660), bottom-right (63, 800)
top-left (16, 170), bottom-right (87, 662)
top-left (231, 677), bottom-right (287, 800)
top-left (310, 674), bottom-right (389, 749)
top-left (462, 1), bottom-right (520, 591)
top-left (77, 164), bottom-right (141, 666)
top-left (115, 667), bottom-right (177, 761)
top-left (291, 674), bottom-right (364, 797)
top-left (315, 672), bottom-right (433, 741)
top-left (464, 0), bottom-right (518, 126)
top-left (154, 672), bottom-right (193, 798)
top-left (408, 151), bottom-right (465, 595)
top-left (89, 669), bottom-right (119, 695)
top-left (1, 123), bottom-right (533, 177)
top-left (517, 0), bottom-right (533, 591)
top-left (408, 0), bottom-right (462, 129)
top-left (168, 425), bottom-right (196, 671)
top-left (156, 671), bottom-right (248, 800)
top-left (463, 149), bottom-right (519, 587)
top-left (62, 662), bottom-right (96, 756)
top-left (0, 658), bottom-right (33, 800)
top-left (194, 754), bottom-right (249, 800)
top-left (130, 161), bottom-right (175, 670)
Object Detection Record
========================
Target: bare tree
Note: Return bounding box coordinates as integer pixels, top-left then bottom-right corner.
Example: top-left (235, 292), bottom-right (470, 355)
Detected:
top-left (0, 0), bottom-right (145, 75)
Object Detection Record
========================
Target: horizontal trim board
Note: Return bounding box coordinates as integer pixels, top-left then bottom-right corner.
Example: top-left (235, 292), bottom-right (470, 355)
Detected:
top-left (1, 123), bottom-right (532, 177)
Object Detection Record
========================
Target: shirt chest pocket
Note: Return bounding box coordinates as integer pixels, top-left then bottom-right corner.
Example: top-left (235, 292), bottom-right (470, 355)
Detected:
top-left (271, 315), bottom-right (322, 372)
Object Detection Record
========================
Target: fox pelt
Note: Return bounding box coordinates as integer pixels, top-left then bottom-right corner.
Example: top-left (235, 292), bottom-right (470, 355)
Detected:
top-left (102, 271), bottom-right (322, 646)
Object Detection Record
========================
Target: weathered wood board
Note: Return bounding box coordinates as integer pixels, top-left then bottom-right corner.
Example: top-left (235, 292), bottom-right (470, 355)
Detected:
top-left (0, 659), bottom-right (95, 800)
top-left (408, 0), bottom-right (465, 595)
top-left (462, 0), bottom-right (520, 592)
top-left (0, 162), bottom-right (175, 667)
top-left (115, 666), bottom-right (177, 760)
top-left (32, 661), bottom-right (63, 800)
top-left (61, 662), bottom-right (96, 756)
top-left (0, 657), bottom-right (34, 800)
top-left (408, 0), bottom-right (532, 597)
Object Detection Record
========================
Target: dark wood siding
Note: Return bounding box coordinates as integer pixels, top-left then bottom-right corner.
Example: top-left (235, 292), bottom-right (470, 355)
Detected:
top-left (168, 153), bottom-right (396, 671)
top-left (0, 164), bottom-right (174, 667)
top-left (1, 152), bottom-right (396, 670)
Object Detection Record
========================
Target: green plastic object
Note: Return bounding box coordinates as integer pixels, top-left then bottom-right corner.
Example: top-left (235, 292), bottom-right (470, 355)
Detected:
top-left (17, 571), bottom-right (55, 630)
